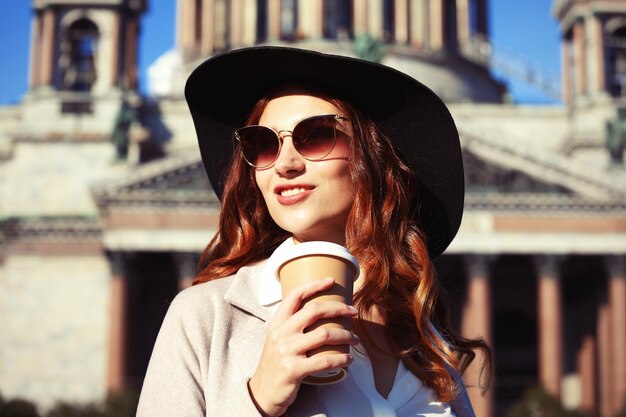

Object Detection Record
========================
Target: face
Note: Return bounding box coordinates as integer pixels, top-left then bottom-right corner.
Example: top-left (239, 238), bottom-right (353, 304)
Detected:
top-left (253, 93), bottom-right (354, 245)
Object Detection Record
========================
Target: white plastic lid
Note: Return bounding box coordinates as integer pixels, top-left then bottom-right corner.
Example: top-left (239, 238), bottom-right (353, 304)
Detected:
top-left (273, 241), bottom-right (360, 281)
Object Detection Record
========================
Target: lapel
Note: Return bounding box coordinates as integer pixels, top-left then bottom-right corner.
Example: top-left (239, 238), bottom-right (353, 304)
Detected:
top-left (222, 261), bottom-right (327, 417)
top-left (223, 262), bottom-right (273, 322)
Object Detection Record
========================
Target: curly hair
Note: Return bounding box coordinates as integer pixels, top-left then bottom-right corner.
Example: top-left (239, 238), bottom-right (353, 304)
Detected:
top-left (194, 88), bottom-right (491, 402)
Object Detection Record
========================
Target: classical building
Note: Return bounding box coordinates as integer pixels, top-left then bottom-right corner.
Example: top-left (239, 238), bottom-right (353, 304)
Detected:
top-left (0, 1), bottom-right (625, 416)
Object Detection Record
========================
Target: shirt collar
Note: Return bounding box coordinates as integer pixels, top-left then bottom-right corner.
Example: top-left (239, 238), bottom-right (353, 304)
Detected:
top-left (257, 237), bottom-right (295, 306)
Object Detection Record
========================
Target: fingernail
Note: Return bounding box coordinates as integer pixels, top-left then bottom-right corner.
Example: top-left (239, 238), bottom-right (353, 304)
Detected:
top-left (324, 277), bottom-right (334, 283)
top-left (347, 354), bottom-right (354, 363)
top-left (348, 305), bottom-right (358, 313)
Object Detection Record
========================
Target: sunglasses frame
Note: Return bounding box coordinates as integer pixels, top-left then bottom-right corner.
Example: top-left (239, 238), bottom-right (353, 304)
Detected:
top-left (233, 114), bottom-right (350, 169)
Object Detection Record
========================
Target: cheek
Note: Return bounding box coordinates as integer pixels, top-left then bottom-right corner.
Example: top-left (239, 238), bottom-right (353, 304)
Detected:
top-left (327, 136), bottom-right (350, 159)
top-left (254, 171), bottom-right (270, 200)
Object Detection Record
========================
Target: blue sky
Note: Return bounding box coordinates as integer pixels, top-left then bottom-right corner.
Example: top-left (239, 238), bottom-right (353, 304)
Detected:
top-left (0, 1), bottom-right (561, 105)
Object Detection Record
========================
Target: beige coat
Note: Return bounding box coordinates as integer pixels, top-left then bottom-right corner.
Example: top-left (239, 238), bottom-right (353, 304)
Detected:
top-left (136, 262), bottom-right (476, 417)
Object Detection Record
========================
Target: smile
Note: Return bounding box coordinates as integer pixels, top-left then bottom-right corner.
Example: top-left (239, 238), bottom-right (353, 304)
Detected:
top-left (275, 185), bottom-right (315, 205)
top-left (280, 187), bottom-right (308, 197)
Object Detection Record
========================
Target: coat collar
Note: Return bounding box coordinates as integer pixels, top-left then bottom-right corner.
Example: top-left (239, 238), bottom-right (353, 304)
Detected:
top-left (223, 261), bottom-right (274, 322)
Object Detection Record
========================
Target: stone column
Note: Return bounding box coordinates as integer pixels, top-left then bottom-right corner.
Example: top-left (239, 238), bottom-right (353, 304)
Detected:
top-left (574, 19), bottom-right (587, 95)
top-left (110, 13), bottom-right (121, 88)
top-left (394, 0), bottom-right (409, 44)
top-left (607, 256), bottom-right (626, 414)
top-left (299, 0), bottom-right (323, 39)
top-left (593, 15), bottom-right (606, 93)
top-left (242, 0), bottom-right (258, 46)
top-left (177, 0), bottom-right (189, 51)
top-left (267, 0), bottom-right (281, 40)
top-left (107, 252), bottom-right (128, 393)
top-left (456, 0), bottom-right (470, 46)
top-left (577, 335), bottom-right (596, 412)
top-left (461, 255), bottom-right (493, 417)
top-left (597, 300), bottom-right (612, 417)
top-left (409, 0), bottom-right (426, 47)
top-left (429, 0), bottom-right (444, 50)
top-left (536, 255), bottom-right (563, 399)
top-left (124, 16), bottom-right (139, 90)
top-left (562, 40), bottom-right (572, 105)
top-left (585, 14), bottom-right (603, 95)
top-left (29, 12), bottom-right (43, 88)
top-left (230, 0), bottom-right (243, 47)
top-left (368, 0), bottom-right (384, 39)
top-left (214, 0), bottom-right (227, 50)
top-left (200, 0), bottom-right (215, 55)
top-left (40, 8), bottom-right (56, 86)
top-left (577, 296), bottom-right (597, 413)
top-left (353, 0), bottom-right (368, 37)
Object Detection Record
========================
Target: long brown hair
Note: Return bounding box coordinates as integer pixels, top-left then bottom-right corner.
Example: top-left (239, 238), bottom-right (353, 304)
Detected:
top-left (195, 89), bottom-right (491, 401)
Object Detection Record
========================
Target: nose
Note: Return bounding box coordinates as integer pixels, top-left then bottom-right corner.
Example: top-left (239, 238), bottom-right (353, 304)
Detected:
top-left (273, 134), bottom-right (305, 176)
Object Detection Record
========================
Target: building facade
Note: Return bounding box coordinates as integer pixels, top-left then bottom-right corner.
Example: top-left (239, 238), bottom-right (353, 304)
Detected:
top-left (0, 1), bottom-right (625, 416)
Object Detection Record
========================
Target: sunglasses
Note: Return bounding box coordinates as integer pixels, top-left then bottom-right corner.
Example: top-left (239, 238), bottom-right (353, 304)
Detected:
top-left (233, 114), bottom-right (350, 168)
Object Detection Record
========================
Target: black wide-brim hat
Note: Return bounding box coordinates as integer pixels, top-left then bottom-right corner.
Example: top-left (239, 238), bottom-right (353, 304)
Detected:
top-left (185, 46), bottom-right (464, 258)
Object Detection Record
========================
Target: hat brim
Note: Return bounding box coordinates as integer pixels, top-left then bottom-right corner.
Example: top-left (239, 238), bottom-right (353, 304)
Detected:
top-left (185, 46), bottom-right (464, 258)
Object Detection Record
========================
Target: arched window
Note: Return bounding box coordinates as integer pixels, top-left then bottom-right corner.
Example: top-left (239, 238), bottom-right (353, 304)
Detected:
top-left (605, 24), bottom-right (626, 97)
top-left (323, 0), bottom-right (352, 40)
top-left (59, 18), bottom-right (99, 92)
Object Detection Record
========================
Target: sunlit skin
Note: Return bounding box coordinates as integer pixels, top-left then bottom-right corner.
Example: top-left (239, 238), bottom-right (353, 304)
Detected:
top-left (254, 93), bottom-right (354, 246)
top-left (248, 93), bottom-right (399, 417)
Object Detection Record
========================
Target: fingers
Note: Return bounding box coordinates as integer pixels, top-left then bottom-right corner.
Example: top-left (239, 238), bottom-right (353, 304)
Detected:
top-left (272, 277), bottom-right (336, 322)
top-left (288, 300), bottom-right (357, 334)
top-left (284, 326), bottom-right (360, 356)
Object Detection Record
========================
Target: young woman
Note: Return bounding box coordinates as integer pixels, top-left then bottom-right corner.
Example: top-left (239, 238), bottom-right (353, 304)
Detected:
top-left (137, 46), bottom-right (491, 417)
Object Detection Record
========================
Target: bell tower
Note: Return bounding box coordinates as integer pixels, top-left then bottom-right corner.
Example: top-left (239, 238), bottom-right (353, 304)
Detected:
top-left (23, 0), bottom-right (147, 136)
top-left (553, 0), bottom-right (626, 160)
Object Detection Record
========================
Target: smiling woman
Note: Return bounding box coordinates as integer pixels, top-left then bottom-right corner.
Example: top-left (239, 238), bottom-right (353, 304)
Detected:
top-left (136, 46), bottom-right (492, 417)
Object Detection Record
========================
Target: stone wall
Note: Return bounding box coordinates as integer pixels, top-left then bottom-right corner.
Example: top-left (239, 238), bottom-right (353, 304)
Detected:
top-left (0, 254), bottom-right (110, 410)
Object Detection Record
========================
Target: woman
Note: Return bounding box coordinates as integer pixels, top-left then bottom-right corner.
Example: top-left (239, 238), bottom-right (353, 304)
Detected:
top-left (137, 46), bottom-right (491, 417)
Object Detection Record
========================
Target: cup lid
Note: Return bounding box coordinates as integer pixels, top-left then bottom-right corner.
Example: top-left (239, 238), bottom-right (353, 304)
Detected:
top-left (274, 241), bottom-right (360, 281)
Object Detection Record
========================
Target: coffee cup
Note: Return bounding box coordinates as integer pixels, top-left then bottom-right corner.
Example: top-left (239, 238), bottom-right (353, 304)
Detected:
top-left (275, 241), bottom-right (360, 385)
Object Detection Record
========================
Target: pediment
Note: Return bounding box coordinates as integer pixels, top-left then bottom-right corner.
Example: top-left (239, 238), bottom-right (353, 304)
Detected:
top-left (463, 150), bottom-right (571, 194)
top-left (92, 152), bottom-right (218, 209)
top-left (459, 128), bottom-right (626, 201)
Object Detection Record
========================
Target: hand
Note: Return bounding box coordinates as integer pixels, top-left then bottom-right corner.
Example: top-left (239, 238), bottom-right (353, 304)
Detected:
top-left (248, 277), bottom-right (359, 417)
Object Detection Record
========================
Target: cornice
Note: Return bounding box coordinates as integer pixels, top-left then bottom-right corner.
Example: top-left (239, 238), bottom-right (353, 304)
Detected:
top-left (465, 192), bottom-right (626, 212)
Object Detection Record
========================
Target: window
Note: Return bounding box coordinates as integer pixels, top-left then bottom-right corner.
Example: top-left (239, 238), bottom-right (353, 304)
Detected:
top-left (323, 0), bottom-right (352, 40)
top-left (606, 25), bottom-right (626, 96)
top-left (59, 18), bottom-right (99, 92)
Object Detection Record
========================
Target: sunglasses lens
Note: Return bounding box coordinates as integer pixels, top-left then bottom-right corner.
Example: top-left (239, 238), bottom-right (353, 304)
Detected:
top-left (236, 126), bottom-right (279, 167)
top-left (293, 116), bottom-right (337, 160)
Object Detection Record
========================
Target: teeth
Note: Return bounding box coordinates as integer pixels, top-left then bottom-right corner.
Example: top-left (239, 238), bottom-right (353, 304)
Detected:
top-left (281, 188), bottom-right (307, 197)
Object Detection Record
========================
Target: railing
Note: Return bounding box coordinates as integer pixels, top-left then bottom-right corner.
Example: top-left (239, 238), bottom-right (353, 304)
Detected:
top-left (461, 34), bottom-right (562, 102)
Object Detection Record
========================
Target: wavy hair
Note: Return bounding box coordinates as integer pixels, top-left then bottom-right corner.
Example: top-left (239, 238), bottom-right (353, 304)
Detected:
top-left (195, 89), bottom-right (492, 401)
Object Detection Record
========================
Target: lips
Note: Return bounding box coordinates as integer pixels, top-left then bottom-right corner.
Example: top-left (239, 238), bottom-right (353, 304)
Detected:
top-left (275, 184), bottom-right (315, 205)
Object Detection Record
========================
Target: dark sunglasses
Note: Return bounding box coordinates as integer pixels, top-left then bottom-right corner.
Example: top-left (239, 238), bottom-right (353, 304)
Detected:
top-left (233, 114), bottom-right (350, 168)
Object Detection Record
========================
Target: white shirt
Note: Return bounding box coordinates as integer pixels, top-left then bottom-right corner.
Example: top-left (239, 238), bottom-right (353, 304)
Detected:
top-left (258, 238), bottom-right (455, 417)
